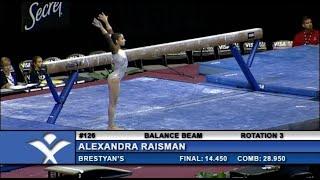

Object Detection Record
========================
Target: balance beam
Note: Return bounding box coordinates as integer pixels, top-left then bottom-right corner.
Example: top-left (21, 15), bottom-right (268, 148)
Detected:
top-left (44, 28), bottom-right (263, 74)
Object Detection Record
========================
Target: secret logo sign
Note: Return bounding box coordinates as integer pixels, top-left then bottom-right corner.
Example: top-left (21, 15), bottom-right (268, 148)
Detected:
top-left (21, 1), bottom-right (69, 32)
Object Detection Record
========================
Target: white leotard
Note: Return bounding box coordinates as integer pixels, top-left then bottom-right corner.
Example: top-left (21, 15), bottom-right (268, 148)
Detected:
top-left (109, 49), bottom-right (128, 80)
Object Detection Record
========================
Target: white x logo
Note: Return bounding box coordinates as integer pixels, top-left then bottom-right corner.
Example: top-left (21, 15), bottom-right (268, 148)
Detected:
top-left (29, 133), bottom-right (70, 164)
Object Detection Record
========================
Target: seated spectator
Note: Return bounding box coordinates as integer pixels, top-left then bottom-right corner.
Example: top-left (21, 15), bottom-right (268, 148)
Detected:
top-left (29, 56), bottom-right (45, 84)
top-left (293, 16), bottom-right (319, 46)
top-left (0, 57), bottom-right (17, 89)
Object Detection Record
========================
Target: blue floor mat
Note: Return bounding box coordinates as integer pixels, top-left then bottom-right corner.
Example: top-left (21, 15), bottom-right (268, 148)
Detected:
top-left (1, 77), bottom-right (318, 130)
top-left (199, 45), bottom-right (319, 97)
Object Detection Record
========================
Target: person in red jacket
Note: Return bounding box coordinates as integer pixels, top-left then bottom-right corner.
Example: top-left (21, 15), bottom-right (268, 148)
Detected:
top-left (293, 16), bottom-right (319, 47)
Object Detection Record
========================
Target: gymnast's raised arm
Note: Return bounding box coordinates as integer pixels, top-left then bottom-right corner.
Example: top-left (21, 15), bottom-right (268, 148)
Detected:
top-left (98, 12), bottom-right (114, 34)
top-left (92, 15), bottom-right (119, 54)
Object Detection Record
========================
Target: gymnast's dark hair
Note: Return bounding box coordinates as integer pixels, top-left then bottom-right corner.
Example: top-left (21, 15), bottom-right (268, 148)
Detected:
top-left (111, 33), bottom-right (122, 44)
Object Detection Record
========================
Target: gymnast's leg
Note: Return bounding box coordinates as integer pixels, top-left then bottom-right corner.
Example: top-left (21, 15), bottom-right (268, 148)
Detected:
top-left (107, 73), bottom-right (123, 130)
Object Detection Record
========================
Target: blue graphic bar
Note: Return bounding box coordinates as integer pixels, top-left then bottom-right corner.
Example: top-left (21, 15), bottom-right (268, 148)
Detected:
top-left (1, 131), bottom-right (320, 165)
top-left (0, 131), bottom-right (75, 164)
top-left (76, 141), bottom-right (320, 153)
top-left (75, 152), bottom-right (320, 164)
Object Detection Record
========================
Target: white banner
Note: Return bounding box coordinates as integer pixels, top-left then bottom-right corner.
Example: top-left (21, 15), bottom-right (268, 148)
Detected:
top-left (76, 131), bottom-right (320, 141)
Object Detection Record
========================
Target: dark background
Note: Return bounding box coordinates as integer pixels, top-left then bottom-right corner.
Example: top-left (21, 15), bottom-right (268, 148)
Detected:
top-left (0, 0), bottom-right (319, 67)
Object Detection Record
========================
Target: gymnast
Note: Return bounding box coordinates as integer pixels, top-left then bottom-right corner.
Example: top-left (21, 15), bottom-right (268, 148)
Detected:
top-left (92, 12), bottom-right (128, 130)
